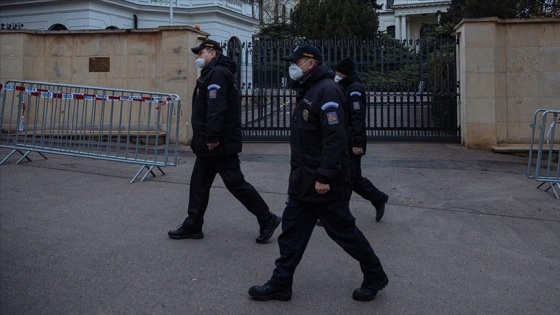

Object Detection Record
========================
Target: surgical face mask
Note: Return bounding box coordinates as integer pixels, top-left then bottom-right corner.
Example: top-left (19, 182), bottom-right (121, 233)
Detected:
top-left (288, 63), bottom-right (303, 80)
top-left (288, 59), bottom-right (310, 81)
top-left (195, 50), bottom-right (210, 69)
top-left (334, 75), bottom-right (343, 83)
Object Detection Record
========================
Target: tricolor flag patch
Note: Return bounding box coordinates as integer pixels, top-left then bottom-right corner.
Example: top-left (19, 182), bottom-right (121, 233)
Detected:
top-left (209, 89), bottom-right (217, 99)
top-left (208, 84), bottom-right (221, 99)
top-left (326, 112), bottom-right (339, 125)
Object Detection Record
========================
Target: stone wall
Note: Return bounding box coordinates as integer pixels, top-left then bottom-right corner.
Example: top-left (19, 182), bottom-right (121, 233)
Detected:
top-left (456, 18), bottom-right (560, 150)
top-left (3, 20), bottom-right (559, 150)
top-left (0, 26), bottom-right (206, 144)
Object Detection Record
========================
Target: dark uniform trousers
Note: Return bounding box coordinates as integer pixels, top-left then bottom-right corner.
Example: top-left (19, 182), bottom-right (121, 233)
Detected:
top-left (182, 154), bottom-right (271, 229)
top-left (350, 154), bottom-right (386, 203)
top-left (270, 196), bottom-right (384, 287)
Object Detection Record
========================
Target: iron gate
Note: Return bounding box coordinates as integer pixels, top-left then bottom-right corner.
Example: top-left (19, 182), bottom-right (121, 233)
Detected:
top-left (224, 37), bottom-right (460, 142)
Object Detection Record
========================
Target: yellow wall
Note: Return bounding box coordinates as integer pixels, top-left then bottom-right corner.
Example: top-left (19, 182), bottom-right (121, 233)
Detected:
top-left (0, 26), bottom-right (208, 144)
top-left (456, 18), bottom-right (560, 149)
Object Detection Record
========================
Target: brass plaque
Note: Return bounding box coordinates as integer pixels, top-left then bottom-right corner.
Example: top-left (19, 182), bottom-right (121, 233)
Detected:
top-left (89, 57), bottom-right (110, 72)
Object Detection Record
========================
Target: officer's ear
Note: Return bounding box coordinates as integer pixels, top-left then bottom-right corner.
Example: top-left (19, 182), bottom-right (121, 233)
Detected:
top-left (309, 58), bottom-right (318, 70)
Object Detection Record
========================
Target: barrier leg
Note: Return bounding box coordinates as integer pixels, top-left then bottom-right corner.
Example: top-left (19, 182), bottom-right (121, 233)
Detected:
top-left (15, 150), bottom-right (48, 164)
top-left (0, 149), bottom-right (18, 165)
top-left (0, 149), bottom-right (48, 165)
top-left (140, 165), bottom-right (165, 182)
top-left (130, 165), bottom-right (166, 183)
top-left (547, 183), bottom-right (559, 199)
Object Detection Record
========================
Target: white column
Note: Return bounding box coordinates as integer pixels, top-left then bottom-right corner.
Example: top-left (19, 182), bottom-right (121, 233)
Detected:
top-left (395, 15), bottom-right (401, 40)
top-left (401, 15), bottom-right (407, 40)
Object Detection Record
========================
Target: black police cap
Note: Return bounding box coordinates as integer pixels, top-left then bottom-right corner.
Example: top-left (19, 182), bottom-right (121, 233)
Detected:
top-left (191, 39), bottom-right (223, 54)
top-left (283, 44), bottom-right (323, 62)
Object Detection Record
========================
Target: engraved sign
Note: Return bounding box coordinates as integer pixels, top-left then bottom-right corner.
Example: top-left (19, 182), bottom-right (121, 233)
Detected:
top-left (89, 57), bottom-right (110, 72)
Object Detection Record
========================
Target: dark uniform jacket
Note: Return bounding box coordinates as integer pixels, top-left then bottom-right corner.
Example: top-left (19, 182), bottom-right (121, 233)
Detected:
top-left (339, 72), bottom-right (367, 154)
top-left (190, 54), bottom-right (242, 156)
top-left (288, 63), bottom-right (351, 202)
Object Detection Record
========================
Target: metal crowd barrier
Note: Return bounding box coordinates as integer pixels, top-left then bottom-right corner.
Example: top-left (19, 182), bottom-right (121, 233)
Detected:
top-left (526, 109), bottom-right (560, 199)
top-left (0, 80), bottom-right (181, 183)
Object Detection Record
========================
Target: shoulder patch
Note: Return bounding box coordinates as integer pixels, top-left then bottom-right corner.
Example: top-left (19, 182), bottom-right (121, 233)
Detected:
top-left (208, 84), bottom-right (221, 99)
top-left (350, 91), bottom-right (362, 97)
top-left (321, 102), bottom-right (339, 111)
top-left (209, 89), bottom-right (217, 99)
top-left (326, 112), bottom-right (339, 125)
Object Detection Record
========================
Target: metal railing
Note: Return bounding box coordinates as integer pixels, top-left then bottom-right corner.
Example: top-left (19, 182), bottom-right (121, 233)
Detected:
top-left (0, 80), bottom-right (181, 183)
top-left (228, 37), bottom-right (460, 142)
top-left (526, 109), bottom-right (560, 199)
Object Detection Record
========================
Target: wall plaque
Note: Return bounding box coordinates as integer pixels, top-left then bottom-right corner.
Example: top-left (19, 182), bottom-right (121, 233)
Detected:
top-left (89, 57), bottom-right (110, 72)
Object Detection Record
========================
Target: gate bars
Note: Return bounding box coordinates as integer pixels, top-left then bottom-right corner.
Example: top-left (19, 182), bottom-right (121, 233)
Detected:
top-left (0, 80), bottom-right (181, 183)
top-left (225, 37), bottom-right (460, 141)
top-left (526, 109), bottom-right (560, 199)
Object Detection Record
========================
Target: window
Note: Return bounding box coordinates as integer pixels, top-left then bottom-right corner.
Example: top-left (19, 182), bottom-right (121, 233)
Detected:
top-left (48, 24), bottom-right (67, 30)
top-left (387, 25), bottom-right (395, 38)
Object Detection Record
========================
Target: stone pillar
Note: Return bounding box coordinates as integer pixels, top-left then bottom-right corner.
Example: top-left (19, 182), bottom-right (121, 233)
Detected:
top-left (455, 18), bottom-right (560, 149)
top-left (456, 19), bottom-right (499, 149)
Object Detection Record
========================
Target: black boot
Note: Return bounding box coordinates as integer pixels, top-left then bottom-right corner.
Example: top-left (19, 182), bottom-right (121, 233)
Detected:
top-left (256, 214), bottom-right (281, 244)
top-left (249, 281), bottom-right (292, 301)
top-left (372, 193), bottom-right (389, 222)
top-left (168, 225), bottom-right (204, 239)
top-left (352, 273), bottom-right (389, 301)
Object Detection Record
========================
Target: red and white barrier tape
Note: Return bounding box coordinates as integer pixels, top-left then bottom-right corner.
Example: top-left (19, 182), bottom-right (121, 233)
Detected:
top-left (0, 83), bottom-right (171, 104)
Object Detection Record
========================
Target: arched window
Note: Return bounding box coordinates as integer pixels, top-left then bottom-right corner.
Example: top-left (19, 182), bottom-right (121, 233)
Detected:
top-left (227, 37), bottom-right (242, 85)
top-left (48, 24), bottom-right (67, 30)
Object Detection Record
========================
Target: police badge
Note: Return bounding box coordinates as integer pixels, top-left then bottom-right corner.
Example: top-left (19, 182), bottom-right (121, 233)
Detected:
top-left (303, 109), bottom-right (309, 121)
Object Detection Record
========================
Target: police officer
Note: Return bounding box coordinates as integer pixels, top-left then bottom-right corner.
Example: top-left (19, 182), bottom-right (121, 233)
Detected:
top-left (248, 44), bottom-right (388, 301)
top-left (335, 57), bottom-right (389, 221)
top-left (168, 39), bottom-right (280, 244)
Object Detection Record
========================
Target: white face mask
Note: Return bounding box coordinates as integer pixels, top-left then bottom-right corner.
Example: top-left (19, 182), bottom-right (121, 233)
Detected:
top-left (195, 50), bottom-right (210, 69)
top-left (288, 59), bottom-right (310, 81)
top-left (288, 63), bottom-right (303, 80)
top-left (334, 75), bottom-right (343, 83)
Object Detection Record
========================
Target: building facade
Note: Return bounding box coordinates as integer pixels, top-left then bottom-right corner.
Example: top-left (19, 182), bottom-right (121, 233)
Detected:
top-left (378, 0), bottom-right (451, 39)
top-left (0, 0), bottom-right (259, 45)
top-left (256, 0), bottom-right (451, 40)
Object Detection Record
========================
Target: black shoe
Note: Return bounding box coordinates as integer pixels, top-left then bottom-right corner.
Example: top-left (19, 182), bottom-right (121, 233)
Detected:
top-left (352, 274), bottom-right (389, 301)
top-left (249, 282), bottom-right (292, 301)
top-left (256, 214), bottom-right (281, 244)
top-left (373, 193), bottom-right (389, 222)
top-left (168, 225), bottom-right (204, 240)
top-left (316, 220), bottom-right (323, 227)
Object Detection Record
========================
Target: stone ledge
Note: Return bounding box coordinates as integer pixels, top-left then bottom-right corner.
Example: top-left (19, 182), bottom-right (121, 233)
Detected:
top-left (491, 143), bottom-right (559, 154)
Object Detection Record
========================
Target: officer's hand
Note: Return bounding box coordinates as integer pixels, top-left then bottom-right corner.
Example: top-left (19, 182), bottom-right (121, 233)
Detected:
top-left (315, 182), bottom-right (330, 194)
top-left (352, 147), bottom-right (363, 155)
top-left (207, 142), bottom-right (219, 150)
